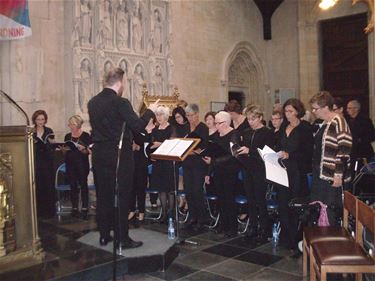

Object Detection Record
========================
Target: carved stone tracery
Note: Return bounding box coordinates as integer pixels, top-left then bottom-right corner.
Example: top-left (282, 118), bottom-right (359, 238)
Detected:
top-left (71, 0), bottom-right (171, 116)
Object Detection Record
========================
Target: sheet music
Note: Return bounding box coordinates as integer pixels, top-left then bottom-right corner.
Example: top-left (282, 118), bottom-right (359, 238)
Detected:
top-left (258, 145), bottom-right (289, 187)
top-left (153, 139), bottom-right (194, 157)
top-left (169, 139), bottom-right (194, 157)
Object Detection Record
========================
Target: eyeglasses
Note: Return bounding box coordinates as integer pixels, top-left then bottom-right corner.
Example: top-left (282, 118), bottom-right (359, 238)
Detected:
top-left (247, 117), bottom-right (260, 122)
top-left (311, 107), bottom-right (321, 112)
top-left (214, 121), bottom-right (225, 126)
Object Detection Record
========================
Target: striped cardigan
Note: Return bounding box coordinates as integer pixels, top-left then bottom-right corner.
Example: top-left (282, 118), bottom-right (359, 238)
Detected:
top-left (320, 114), bottom-right (352, 182)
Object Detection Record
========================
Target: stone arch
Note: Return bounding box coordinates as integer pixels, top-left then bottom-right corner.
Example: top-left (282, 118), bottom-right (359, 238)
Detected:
top-left (117, 58), bottom-right (131, 75)
top-left (223, 41), bottom-right (269, 111)
top-left (118, 58), bottom-right (132, 102)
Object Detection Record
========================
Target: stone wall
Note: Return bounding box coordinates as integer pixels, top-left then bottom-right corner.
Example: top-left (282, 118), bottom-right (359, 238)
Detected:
top-left (169, 0), bottom-right (299, 117)
top-left (0, 0), bottom-right (373, 139)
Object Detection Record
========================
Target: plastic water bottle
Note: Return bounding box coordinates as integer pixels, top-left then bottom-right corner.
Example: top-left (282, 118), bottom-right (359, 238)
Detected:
top-left (168, 218), bottom-right (175, 240)
top-left (272, 222), bottom-right (279, 246)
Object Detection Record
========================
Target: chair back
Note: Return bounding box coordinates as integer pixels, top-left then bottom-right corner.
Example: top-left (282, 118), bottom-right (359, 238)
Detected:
top-left (343, 191), bottom-right (357, 228)
top-left (55, 163), bottom-right (70, 191)
top-left (356, 200), bottom-right (375, 249)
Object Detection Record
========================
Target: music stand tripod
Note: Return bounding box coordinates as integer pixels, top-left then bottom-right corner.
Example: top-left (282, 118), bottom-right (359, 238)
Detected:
top-left (150, 137), bottom-right (201, 245)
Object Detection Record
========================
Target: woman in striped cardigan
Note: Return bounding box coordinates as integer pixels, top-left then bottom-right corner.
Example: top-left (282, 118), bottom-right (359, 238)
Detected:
top-left (309, 91), bottom-right (352, 226)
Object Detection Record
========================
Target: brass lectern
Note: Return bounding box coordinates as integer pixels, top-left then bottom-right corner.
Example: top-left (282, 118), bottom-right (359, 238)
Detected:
top-left (0, 91), bottom-right (44, 272)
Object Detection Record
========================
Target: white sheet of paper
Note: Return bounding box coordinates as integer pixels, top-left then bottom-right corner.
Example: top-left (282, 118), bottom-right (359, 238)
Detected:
top-left (258, 145), bottom-right (289, 187)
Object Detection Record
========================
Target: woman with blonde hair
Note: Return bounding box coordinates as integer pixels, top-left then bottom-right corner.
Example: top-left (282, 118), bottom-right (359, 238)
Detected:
top-left (237, 105), bottom-right (274, 241)
top-left (63, 115), bottom-right (92, 219)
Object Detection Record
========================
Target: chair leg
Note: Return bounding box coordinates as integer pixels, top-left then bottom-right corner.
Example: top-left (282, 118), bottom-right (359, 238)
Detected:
top-left (355, 273), bottom-right (363, 281)
top-left (310, 250), bottom-right (316, 281)
top-left (321, 267), bottom-right (327, 281)
top-left (302, 235), bottom-right (310, 277)
top-left (303, 241), bottom-right (308, 277)
top-left (208, 213), bottom-right (220, 229)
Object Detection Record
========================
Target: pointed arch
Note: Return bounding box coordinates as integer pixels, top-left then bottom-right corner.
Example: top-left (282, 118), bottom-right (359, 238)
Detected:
top-left (223, 41), bottom-right (269, 109)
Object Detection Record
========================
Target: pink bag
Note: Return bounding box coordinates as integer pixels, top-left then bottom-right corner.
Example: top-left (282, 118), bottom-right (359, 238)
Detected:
top-left (309, 201), bottom-right (330, 227)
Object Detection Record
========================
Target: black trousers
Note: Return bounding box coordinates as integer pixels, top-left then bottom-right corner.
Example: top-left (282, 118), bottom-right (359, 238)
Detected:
top-left (35, 157), bottom-right (56, 218)
top-left (276, 160), bottom-right (300, 249)
top-left (243, 166), bottom-right (269, 231)
top-left (215, 168), bottom-right (238, 233)
top-left (92, 142), bottom-right (134, 242)
top-left (311, 168), bottom-right (342, 226)
top-left (130, 163), bottom-right (147, 213)
top-left (183, 157), bottom-right (209, 223)
top-left (66, 159), bottom-right (89, 210)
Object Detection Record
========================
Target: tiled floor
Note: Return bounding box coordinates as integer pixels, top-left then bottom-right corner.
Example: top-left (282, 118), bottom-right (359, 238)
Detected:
top-left (134, 222), bottom-right (302, 281)
top-left (0, 213), bottom-right (365, 281)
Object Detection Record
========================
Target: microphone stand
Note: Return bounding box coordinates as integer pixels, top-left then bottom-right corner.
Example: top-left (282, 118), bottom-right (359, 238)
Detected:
top-left (0, 90), bottom-right (30, 125)
top-left (113, 122), bottom-right (126, 281)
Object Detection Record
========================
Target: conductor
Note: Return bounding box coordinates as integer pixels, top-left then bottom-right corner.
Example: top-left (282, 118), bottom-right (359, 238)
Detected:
top-left (88, 67), bottom-right (158, 249)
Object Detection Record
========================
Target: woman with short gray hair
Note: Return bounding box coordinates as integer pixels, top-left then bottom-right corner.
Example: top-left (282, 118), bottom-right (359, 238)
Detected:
top-left (183, 103), bottom-right (210, 229)
top-left (203, 111), bottom-right (242, 237)
top-left (148, 106), bottom-right (175, 223)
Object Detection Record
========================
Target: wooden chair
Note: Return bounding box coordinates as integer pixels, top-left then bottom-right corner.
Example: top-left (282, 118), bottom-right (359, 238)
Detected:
top-left (302, 191), bottom-right (356, 277)
top-left (310, 199), bottom-right (375, 281)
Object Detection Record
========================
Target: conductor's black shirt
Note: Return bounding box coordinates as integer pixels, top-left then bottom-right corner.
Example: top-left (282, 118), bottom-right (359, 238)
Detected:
top-left (88, 88), bottom-right (154, 145)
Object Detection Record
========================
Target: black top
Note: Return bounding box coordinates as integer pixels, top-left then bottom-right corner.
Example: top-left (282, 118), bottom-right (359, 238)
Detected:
top-left (171, 122), bottom-right (190, 138)
top-left (183, 122), bottom-right (209, 168)
top-left (188, 122), bottom-right (209, 150)
top-left (273, 129), bottom-right (282, 152)
top-left (242, 126), bottom-right (274, 169)
top-left (279, 121), bottom-right (314, 174)
top-left (231, 119), bottom-right (250, 139)
top-left (313, 123), bottom-right (326, 171)
top-left (33, 126), bottom-right (55, 163)
top-left (211, 129), bottom-right (242, 172)
top-left (64, 131), bottom-right (91, 168)
top-left (346, 114), bottom-right (375, 160)
top-left (133, 131), bottom-right (149, 167)
top-left (150, 124), bottom-right (173, 143)
top-left (149, 124), bottom-right (174, 192)
top-left (88, 88), bottom-right (155, 146)
top-left (208, 131), bottom-right (220, 143)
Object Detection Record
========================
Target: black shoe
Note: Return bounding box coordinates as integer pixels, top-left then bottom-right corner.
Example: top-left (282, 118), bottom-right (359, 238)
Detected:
top-left (80, 210), bottom-right (88, 220)
top-left (213, 224), bottom-right (224, 234)
top-left (245, 226), bottom-right (258, 239)
top-left (186, 219), bottom-right (197, 226)
top-left (157, 215), bottom-right (167, 224)
top-left (194, 223), bottom-right (206, 232)
top-left (118, 238), bottom-right (143, 249)
top-left (71, 209), bottom-right (79, 218)
top-left (256, 229), bottom-right (268, 244)
top-left (99, 236), bottom-right (113, 246)
top-left (224, 231), bottom-right (237, 238)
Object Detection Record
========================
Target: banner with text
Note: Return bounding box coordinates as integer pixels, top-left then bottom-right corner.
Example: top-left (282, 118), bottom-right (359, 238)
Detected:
top-left (0, 0), bottom-right (31, 40)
